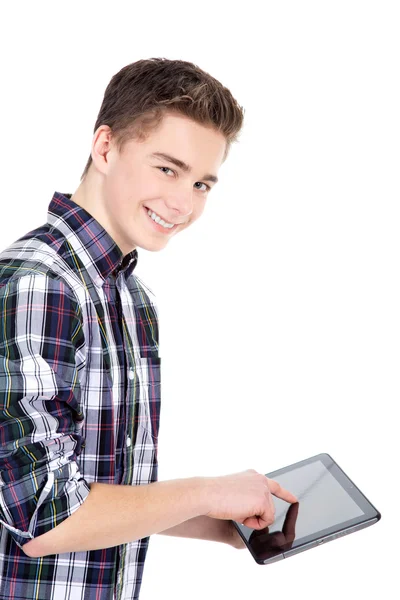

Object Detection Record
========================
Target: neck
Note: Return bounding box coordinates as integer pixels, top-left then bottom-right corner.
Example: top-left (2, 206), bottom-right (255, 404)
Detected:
top-left (70, 169), bottom-right (133, 257)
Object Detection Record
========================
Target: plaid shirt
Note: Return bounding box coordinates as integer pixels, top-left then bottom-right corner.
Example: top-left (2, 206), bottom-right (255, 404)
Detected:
top-left (0, 191), bottom-right (161, 599)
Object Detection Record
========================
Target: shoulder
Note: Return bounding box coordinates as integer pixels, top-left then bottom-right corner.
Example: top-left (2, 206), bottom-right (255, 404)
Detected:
top-left (0, 231), bottom-right (80, 303)
top-left (0, 270), bottom-right (82, 331)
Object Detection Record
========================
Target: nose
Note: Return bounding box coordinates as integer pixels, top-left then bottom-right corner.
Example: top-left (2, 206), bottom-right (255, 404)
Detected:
top-left (164, 188), bottom-right (194, 219)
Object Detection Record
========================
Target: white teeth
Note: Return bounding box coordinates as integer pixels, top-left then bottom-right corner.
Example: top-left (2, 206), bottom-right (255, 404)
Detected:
top-left (147, 209), bottom-right (174, 229)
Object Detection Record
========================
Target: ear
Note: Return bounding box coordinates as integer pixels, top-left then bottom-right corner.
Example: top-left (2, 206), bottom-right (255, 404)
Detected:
top-left (90, 125), bottom-right (115, 176)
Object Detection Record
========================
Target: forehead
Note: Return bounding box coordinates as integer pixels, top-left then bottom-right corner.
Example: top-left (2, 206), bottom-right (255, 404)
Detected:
top-left (126, 112), bottom-right (227, 167)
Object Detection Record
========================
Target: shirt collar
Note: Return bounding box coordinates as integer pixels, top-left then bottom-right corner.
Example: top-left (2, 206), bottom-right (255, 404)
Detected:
top-left (47, 191), bottom-right (138, 286)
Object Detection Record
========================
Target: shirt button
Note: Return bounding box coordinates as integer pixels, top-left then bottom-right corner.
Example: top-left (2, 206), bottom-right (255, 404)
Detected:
top-left (128, 369), bottom-right (134, 380)
top-left (126, 436), bottom-right (132, 447)
top-left (95, 276), bottom-right (103, 286)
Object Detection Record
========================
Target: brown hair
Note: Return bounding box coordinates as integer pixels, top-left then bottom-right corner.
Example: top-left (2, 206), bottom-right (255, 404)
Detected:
top-left (80, 57), bottom-right (245, 180)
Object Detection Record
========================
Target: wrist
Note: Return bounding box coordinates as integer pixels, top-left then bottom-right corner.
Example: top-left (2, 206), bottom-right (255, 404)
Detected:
top-left (193, 476), bottom-right (215, 516)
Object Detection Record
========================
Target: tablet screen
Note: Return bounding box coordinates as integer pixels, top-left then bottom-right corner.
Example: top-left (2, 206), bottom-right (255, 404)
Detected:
top-left (233, 454), bottom-right (378, 560)
top-left (270, 460), bottom-right (363, 538)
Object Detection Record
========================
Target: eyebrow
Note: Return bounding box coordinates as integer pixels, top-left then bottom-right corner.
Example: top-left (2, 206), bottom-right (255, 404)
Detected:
top-left (148, 152), bottom-right (219, 184)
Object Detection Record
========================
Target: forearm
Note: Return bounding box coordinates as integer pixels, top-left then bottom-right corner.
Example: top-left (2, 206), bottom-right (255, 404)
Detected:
top-left (157, 515), bottom-right (234, 545)
top-left (23, 476), bottom-right (210, 558)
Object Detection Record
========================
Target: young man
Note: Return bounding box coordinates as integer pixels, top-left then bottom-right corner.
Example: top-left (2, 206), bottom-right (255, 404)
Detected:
top-left (0, 58), bottom-right (297, 599)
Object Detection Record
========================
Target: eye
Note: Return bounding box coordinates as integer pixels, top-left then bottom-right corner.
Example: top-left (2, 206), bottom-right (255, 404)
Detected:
top-left (158, 167), bottom-right (210, 192)
top-left (158, 166), bottom-right (175, 176)
top-left (194, 181), bottom-right (210, 192)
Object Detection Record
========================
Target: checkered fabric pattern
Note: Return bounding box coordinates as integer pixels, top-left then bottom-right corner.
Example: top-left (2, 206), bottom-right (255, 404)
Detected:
top-left (0, 191), bottom-right (161, 599)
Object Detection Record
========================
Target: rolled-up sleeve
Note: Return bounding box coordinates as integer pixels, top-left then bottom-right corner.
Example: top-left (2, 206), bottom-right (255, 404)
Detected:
top-left (0, 273), bottom-right (90, 550)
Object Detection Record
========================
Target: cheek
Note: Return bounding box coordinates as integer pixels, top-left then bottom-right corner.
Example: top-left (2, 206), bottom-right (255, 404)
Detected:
top-left (104, 170), bottom-right (129, 206)
top-left (108, 163), bottom-right (142, 197)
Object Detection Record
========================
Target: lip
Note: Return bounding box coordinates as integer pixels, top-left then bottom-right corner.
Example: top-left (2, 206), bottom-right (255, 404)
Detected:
top-left (144, 206), bottom-right (178, 233)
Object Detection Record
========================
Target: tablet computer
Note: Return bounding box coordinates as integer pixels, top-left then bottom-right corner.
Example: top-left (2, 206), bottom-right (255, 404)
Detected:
top-left (231, 453), bottom-right (381, 565)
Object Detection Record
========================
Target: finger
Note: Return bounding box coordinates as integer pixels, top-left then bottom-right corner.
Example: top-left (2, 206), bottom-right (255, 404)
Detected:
top-left (243, 512), bottom-right (274, 530)
top-left (266, 477), bottom-right (298, 503)
top-left (265, 485), bottom-right (275, 518)
top-left (269, 494), bottom-right (275, 520)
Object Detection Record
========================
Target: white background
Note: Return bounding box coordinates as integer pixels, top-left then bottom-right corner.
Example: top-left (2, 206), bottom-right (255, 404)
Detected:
top-left (0, 1), bottom-right (398, 598)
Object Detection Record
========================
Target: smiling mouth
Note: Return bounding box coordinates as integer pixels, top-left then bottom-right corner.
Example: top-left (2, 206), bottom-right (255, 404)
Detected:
top-left (143, 206), bottom-right (180, 230)
top-left (144, 206), bottom-right (171, 223)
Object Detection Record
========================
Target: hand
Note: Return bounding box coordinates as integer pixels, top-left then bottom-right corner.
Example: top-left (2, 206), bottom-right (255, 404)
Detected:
top-left (204, 470), bottom-right (297, 530)
top-left (248, 501), bottom-right (299, 560)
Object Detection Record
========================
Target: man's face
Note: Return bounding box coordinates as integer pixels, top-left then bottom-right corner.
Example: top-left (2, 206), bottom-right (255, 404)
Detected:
top-left (93, 112), bottom-right (227, 254)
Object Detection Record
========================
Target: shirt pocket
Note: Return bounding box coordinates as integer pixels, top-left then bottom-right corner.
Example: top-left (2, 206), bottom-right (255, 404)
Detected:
top-left (135, 355), bottom-right (161, 443)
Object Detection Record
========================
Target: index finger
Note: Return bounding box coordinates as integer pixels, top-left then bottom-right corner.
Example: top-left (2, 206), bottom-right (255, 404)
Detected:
top-left (266, 477), bottom-right (298, 504)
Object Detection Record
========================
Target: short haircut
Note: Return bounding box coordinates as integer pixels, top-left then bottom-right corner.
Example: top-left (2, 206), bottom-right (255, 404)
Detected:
top-left (80, 57), bottom-right (245, 180)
